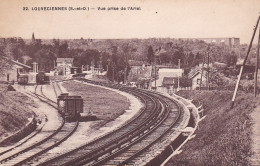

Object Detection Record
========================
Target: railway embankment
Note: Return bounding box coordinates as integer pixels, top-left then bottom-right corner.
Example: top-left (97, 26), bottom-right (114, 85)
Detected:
top-left (62, 80), bottom-right (132, 129)
top-left (132, 91), bottom-right (193, 166)
top-left (0, 84), bottom-right (36, 146)
top-left (166, 90), bottom-right (260, 166)
top-left (29, 80), bottom-right (142, 164)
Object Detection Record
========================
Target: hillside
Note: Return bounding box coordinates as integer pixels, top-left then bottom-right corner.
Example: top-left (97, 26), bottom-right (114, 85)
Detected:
top-left (166, 90), bottom-right (260, 166)
top-left (0, 84), bottom-right (36, 142)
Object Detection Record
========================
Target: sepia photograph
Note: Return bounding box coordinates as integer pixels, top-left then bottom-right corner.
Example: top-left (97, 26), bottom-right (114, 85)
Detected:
top-left (0, 0), bottom-right (260, 165)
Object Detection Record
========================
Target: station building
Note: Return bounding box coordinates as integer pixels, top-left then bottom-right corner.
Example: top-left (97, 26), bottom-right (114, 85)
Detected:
top-left (152, 68), bottom-right (184, 93)
top-left (56, 58), bottom-right (74, 76)
top-left (189, 70), bottom-right (207, 90)
top-left (0, 60), bottom-right (31, 83)
top-left (188, 64), bottom-right (212, 90)
top-left (155, 68), bottom-right (184, 87)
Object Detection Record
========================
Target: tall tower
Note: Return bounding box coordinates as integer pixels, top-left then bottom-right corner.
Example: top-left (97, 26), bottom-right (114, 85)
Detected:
top-left (32, 32), bottom-right (35, 43)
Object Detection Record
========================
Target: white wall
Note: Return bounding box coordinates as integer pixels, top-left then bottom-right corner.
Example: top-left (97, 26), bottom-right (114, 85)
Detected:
top-left (153, 68), bottom-right (183, 87)
top-left (192, 73), bottom-right (207, 90)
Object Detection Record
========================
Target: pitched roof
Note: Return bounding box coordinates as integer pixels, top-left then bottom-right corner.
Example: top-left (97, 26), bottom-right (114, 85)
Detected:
top-left (158, 68), bottom-right (183, 78)
top-left (189, 70), bottom-right (207, 79)
top-left (155, 49), bottom-right (167, 56)
top-left (11, 60), bottom-right (31, 69)
top-left (56, 58), bottom-right (74, 63)
top-left (158, 68), bottom-right (183, 73)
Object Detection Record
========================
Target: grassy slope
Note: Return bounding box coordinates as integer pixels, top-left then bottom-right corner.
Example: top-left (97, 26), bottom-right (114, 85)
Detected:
top-left (0, 84), bottom-right (35, 140)
top-left (166, 90), bottom-right (260, 166)
top-left (62, 81), bottom-right (130, 129)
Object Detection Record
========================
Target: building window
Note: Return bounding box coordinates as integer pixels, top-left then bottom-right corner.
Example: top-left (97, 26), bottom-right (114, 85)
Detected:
top-left (197, 79), bottom-right (201, 84)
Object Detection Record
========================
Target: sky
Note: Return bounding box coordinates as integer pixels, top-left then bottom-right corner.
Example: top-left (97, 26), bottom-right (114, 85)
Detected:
top-left (0, 0), bottom-right (260, 44)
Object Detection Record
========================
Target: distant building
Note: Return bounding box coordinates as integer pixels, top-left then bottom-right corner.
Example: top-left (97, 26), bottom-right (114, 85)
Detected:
top-left (0, 60), bottom-right (31, 82)
top-left (188, 69), bottom-right (207, 90)
top-left (187, 37), bottom-right (240, 48)
top-left (236, 58), bottom-right (255, 74)
top-left (154, 48), bottom-right (167, 56)
top-left (128, 60), bottom-right (152, 81)
top-left (56, 58), bottom-right (74, 76)
top-left (127, 64), bottom-right (152, 88)
top-left (162, 77), bottom-right (178, 88)
top-left (154, 68), bottom-right (184, 87)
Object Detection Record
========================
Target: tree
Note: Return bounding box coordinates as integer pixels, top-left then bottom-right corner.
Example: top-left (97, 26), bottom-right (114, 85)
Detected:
top-left (74, 49), bottom-right (101, 67)
top-left (0, 45), bottom-right (12, 76)
top-left (147, 46), bottom-right (154, 64)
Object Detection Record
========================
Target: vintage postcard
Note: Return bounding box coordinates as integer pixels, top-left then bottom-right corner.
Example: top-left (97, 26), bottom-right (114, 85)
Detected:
top-left (0, 0), bottom-right (260, 165)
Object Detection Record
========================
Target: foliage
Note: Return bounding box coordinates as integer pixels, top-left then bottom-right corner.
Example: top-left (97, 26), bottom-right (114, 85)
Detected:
top-left (147, 46), bottom-right (154, 64)
top-left (0, 45), bottom-right (11, 76)
top-left (106, 51), bottom-right (130, 83)
top-left (167, 90), bottom-right (255, 166)
top-left (0, 37), bottom-right (244, 81)
top-left (179, 76), bottom-right (192, 87)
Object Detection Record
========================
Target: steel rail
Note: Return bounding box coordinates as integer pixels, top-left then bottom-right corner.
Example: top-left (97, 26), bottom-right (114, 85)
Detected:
top-left (0, 84), bottom-right (78, 166)
top-left (79, 79), bottom-right (183, 166)
top-left (37, 79), bottom-right (159, 166)
top-left (38, 78), bottom-right (182, 166)
top-left (62, 89), bottom-right (162, 166)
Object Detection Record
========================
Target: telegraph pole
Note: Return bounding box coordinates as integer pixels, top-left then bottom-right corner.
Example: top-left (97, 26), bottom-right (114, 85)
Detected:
top-left (199, 54), bottom-right (205, 90)
top-left (207, 51), bottom-right (210, 90)
top-left (154, 55), bottom-right (157, 90)
top-left (111, 62), bottom-right (115, 83)
top-left (178, 59), bottom-right (180, 90)
top-left (124, 67), bottom-right (127, 84)
top-left (254, 22), bottom-right (260, 97)
top-left (154, 65), bottom-right (157, 90)
top-left (231, 15), bottom-right (260, 108)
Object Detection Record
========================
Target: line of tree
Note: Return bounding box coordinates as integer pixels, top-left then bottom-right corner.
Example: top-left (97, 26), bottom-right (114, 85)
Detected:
top-left (0, 37), bottom-right (246, 82)
top-left (0, 38), bottom-right (131, 83)
top-left (147, 41), bottom-right (238, 69)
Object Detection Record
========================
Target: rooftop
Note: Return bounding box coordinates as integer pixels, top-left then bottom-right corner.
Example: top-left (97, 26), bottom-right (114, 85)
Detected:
top-left (158, 68), bottom-right (184, 73)
top-left (56, 58), bottom-right (74, 63)
top-left (11, 60), bottom-right (31, 69)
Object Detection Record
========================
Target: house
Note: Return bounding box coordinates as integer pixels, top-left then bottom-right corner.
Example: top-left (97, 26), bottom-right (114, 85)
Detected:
top-left (70, 67), bottom-right (82, 74)
top-left (189, 70), bottom-right (207, 90)
top-left (161, 77), bottom-right (179, 92)
top-left (162, 77), bottom-right (178, 88)
top-left (56, 58), bottom-right (74, 76)
top-left (153, 68), bottom-right (184, 87)
top-left (186, 37), bottom-right (240, 48)
top-left (127, 62), bottom-right (152, 89)
top-left (236, 58), bottom-right (255, 74)
top-left (0, 60), bottom-right (31, 82)
top-left (150, 68), bottom-right (184, 93)
top-left (154, 48), bottom-right (167, 56)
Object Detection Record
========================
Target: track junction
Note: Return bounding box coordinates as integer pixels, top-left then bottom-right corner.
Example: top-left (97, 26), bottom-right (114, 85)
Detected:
top-left (0, 78), bottom-right (200, 166)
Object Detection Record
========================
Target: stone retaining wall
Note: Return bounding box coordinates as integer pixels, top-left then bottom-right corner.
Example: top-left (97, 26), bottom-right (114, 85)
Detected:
top-left (0, 114), bottom-right (36, 146)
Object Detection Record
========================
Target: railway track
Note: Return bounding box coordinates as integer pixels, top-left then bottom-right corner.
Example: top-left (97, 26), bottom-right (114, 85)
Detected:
top-left (51, 80), bottom-right (63, 98)
top-left (0, 83), bottom-right (79, 166)
top-left (38, 78), bottom-right (184, 166)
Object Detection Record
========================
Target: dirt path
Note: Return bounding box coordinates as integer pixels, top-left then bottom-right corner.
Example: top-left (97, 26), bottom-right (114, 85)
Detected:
top-left (250, 106), bottom-right (260, 166)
